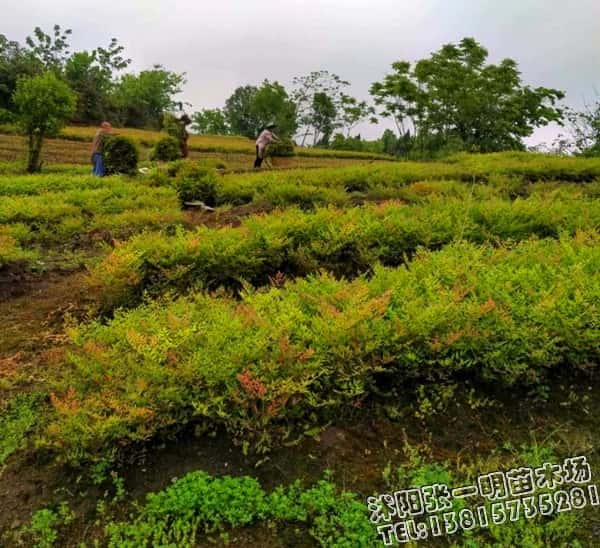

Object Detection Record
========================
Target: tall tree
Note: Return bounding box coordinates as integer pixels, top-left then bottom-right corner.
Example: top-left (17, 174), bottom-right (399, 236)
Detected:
top-left (224, 80), bottom-right (296, 138)
top-left (114, 66), bottom-right (185, 128)
top-left (0, 35), bottom-right (41, 112)
top-left (292, 70), bottom-right (349, 145)
top-left (339, 94), bottom-right (377, 137)
top-left (25, 25), bottom-right (72, 72)
top-left (13, 72), bottom-right (76, 172)
top-left (192, 108), bottom-right (230, 134)
top-left (224, 85), bottom-right (259, 138)
top-left (370, 38), bottom-right (565, 153)
top-left (64, 38), bottom-right (131, 123)
top-left (555, 99), bottom-right (600, 156)
top-left (311, 92), bottom-right (337, 145)
top-left (250, 80), bottom-right (297, 137)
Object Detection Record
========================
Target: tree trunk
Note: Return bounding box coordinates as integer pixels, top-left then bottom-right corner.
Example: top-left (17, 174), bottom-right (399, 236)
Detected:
top-left (27, 131), bottom-right (44, 173)
top-left (300, 127), bottom-right (311, 147)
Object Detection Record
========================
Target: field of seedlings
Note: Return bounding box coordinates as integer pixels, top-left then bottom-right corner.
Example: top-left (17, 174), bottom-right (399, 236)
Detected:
top-left (0, 128), bottom-right (390, 170)
top-left (1, 137), bottom-right (600, 547)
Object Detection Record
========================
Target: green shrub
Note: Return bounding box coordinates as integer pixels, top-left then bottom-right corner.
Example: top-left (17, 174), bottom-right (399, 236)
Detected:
top-left (0, 177), bottom-right (183, 266)
top-left (90, 193), bottom-right (600, 311)
top-left (0, 394), bottom-right (41, 464)
top-left (106, 471), bottom-right (372, 547)
top-left (175, 172), bottom-right (219, 205)
top-left (268, 138), bottom-right (295, 157)
top-left (162, 162), bottom-right (221, 205)
top-left (150, 136), bottom-right (183, 162)
top-left (103, 135), bottom-right (139, 176)
top-left (148, 160), bottom-right (222, 204)
top-left (21, 503), bottom-right (74, 548)
top-left (44, 233), bottom-right (600, 465)
top-left (0, 108), bottom-right (15, 124)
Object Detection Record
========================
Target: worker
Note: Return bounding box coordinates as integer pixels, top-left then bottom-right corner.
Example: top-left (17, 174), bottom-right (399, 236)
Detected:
top-left (91, 121), bottom-right (113, 176)
top-left (179, 114), bottom-right (192, 158)
top-left (254, 123), bottom-right (279, 168)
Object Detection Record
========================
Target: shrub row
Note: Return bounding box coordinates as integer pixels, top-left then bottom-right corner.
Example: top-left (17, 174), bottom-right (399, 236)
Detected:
top-left (0, 173), bottom-right (134, 196)
top-left (191, 155), bottom-right (600, 208)
top-left (148, 155), bottom-right (600, 207)
top-left (44, 234), bottom-right (600, 465)
top-left (90, 193), bottom-right (600, 310)
top-left (0, 182), bottom-right (184, 267)
top-left (0, 161), bottom-right (92, 177)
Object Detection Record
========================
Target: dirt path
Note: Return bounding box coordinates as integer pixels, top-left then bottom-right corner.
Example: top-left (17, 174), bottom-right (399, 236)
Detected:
top-left (0, 271), bottom-right (93, 358)
top-left (0, 268), bottom-right (99, 408)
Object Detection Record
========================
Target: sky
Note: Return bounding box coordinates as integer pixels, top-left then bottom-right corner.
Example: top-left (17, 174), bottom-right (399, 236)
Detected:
top-left (3, 0), bottom-right (599, 144)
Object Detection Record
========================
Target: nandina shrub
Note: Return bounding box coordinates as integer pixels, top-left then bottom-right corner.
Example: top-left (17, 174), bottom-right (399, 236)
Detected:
top-left (150, 136), bottom-right (183, 162)
top-left (43, 233), bottom-right (600, 466)
top-left (175, 167), bottom-right (220, 205)
top-left (103, 135), bottom-right (139, 176)
top-left (89, 192), bottom-right (600, 311)
top-left (145, 160), bottom-right (222, 205)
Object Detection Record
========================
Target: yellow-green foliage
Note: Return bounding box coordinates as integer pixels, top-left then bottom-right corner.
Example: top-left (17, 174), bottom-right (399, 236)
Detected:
top-left (90, 189), bottom-right (600, 310)
top-left (211, 153), bottom-right (600, 206)
top-left (44, 233), bottom-right (600, 465)
top-left (0, 174), bottom-right (184, 268)
top-left (0, 229), bottom-right (39, 267)
top-left (0, 394), bottom-right (41, 465)
top-left (0, 173), bottom-right (126, 196)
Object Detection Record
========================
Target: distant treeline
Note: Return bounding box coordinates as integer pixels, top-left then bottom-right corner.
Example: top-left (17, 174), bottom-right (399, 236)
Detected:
top-left (1, 27), bottom-right (598, 158)
top-left (0, 25), bottom-right (184, 129)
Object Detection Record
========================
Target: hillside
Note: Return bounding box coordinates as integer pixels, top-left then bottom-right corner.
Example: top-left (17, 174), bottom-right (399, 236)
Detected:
top-left (0, 144), bottom-right (599, 546)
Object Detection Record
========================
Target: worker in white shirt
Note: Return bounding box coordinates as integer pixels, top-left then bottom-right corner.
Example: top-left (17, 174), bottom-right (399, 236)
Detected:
top-left (254, 123), bottom-right (279, 168)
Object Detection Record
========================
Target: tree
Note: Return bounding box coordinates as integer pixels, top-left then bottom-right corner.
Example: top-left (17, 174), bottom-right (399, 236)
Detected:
top-left (1, 26), bottom-right (184, 128)
top-left (250, 80), bottom-right (297, 137)
top-left (223, 80), bottom-right (296, 138)
top-left (555, 99), bottom-right (600, 156)
top-left (339, 94), bottom-right (377, 137)
top-left (64, 38), bottom-right (130, 123)
top-left (114, 66), bottom-right (185, 128)
top-left (379, 129), bottom-right (398, 156)
top-left (224, 85), bottom-right (259, 138)
top-left (13, 72), bottom-right (76, 172)
top-left (370, 38), bottom-right (565, 154)
top-left (25, 25), bottom-right (72, 72)
top-left (0, 35), bottom-right (41, 112)
top-left (192, 108), bottom-right (229, 134)
top-left (292, 70), bottom-right (349, 145)
top-left (311, 92), bottom-right (337, 145)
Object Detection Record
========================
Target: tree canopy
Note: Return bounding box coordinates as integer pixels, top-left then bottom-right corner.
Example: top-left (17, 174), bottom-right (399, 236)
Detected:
top-left (13, 71), bottom-right (76, 172)
top-left (370, 37), bottom-right (565, 153)
top-left (556, 99), bottom-right (600, 157)
top-left (223, 80), bottom-right (296, 138)
top-left (1, 25), bottom-right (183, 129)
top-left (0, 28), bottom-right (577, 157)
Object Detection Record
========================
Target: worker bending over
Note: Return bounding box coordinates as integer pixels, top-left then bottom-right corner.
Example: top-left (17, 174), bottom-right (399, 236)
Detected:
top-left (254, 123), bottom-right (279, 168)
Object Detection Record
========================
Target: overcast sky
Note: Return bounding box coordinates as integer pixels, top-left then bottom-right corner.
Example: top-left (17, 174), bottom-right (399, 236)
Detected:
top-left (4, 0), bottom-right (599, 143)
